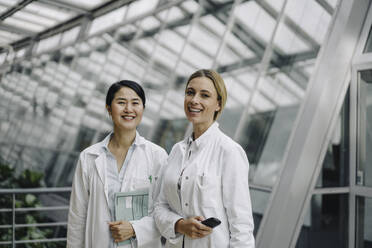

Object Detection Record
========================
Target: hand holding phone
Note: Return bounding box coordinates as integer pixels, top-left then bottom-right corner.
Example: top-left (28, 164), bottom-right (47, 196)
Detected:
top-left (201, 217), bottom-right (221, 228)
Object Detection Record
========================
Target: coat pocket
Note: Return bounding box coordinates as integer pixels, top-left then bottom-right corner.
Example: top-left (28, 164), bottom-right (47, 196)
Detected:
top-left (132, 177), bottom-right (150, 190)
top-left (196, 174), bottom-right (221, 208)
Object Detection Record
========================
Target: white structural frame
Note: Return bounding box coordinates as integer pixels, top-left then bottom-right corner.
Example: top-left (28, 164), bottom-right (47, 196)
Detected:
top-left (256, 0), bottom-right (371, 247)
top-left (350, 3), bottom-right (372, 246)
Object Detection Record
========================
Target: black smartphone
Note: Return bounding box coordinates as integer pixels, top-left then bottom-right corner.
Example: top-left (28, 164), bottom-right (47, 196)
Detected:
top-left (201, 217), bottom-right (221, 228)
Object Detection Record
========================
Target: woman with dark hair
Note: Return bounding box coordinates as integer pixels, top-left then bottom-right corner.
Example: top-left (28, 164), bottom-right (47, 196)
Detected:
top-left (154, 70), bottom-right (255, 247)
top-left (67, 80), bottom-right (167, 248)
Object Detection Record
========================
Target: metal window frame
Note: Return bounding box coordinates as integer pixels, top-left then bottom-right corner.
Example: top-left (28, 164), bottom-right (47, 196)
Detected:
top-left (255, 0), bottom-right (370, 247)
top-left (350, 57), bottom-right (372, 248)
top-left (349, 6), bottom-right (372, 246)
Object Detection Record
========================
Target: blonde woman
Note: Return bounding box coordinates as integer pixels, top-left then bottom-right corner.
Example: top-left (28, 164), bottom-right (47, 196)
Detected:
top-left (154, 69), bottom-right (255, 247)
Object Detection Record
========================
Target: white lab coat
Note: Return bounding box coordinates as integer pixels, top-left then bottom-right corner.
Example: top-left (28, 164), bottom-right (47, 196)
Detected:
top-left (154, 122), bottom-right (255, 248)
top-left (67, 132), bottom-right (168, 248)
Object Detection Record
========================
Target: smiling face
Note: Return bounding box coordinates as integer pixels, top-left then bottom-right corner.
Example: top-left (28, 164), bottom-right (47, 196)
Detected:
top-left (106, 87), bottom-right (144, 131)
top-left (184, 77), bottom-right (221, 133)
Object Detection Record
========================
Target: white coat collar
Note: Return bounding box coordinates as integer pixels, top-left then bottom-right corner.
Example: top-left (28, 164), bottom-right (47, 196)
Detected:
top-left (85, 131), bottom-right (146, 205)
top-left (86, 130), bottom-right (146, 156)
top-left (184, 122), bottom-right (219, 148)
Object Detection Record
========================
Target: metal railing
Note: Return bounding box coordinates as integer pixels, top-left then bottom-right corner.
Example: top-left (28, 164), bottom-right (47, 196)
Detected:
top-left (0, 187), bottom-right (71, 247)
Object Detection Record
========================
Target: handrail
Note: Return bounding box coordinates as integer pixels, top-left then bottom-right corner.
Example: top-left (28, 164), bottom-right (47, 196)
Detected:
top-left (0, 187), bottom-right (71, 246)
top-left (0, 237), bottom-right (67, 245)
top-left (0, 187), bottom-right (72, 194)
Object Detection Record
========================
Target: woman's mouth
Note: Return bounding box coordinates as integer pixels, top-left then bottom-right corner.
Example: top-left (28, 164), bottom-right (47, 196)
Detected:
top-left (122, 115), bottom-right (135, 120)
top-left (188, 107), bottom-right (202, 113)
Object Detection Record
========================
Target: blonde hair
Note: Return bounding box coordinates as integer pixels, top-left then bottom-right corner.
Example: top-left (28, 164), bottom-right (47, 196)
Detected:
top-left (186, 69), bottom-right (227, 120)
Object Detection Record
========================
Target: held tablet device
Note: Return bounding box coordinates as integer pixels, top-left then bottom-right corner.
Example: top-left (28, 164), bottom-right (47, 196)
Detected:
top-left (201, 217), bottom-right (221, 228)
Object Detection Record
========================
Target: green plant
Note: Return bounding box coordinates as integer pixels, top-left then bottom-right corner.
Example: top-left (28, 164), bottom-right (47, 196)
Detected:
top-left (0, 163), bottom-right (65, 247)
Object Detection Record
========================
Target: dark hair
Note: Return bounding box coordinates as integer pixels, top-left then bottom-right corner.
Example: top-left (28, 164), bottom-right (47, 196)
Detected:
top-left (106, 80), bottom-right (146, 108)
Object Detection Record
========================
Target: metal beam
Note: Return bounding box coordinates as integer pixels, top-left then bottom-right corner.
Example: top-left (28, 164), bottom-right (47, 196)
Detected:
top-left (38, 0), bottom-right (88, 13)
top-left (204, 0), bottom-right (315, 93)
top-left (255, 1), bottom-right (369, 247)
top-left (257, 0), bottom-right (320, 51)
top-left (216, 12), bottom-right (312, 107)
top-left (315, 0), bottom-right (334, 16)
top-left (0, 0), bottom-right (34, 21)
top-left (8, 0), bottom-right (135, 50)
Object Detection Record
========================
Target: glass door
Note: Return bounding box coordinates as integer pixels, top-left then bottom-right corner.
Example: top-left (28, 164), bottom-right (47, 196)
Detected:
top-left (352, 67), bottom-right (372, 248)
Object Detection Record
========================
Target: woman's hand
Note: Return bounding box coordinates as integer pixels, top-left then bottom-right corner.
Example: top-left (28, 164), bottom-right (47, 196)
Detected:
top-left (175, 216), bottom-right (212, 239)
top-left (108, 220), bottom-right (135, 243)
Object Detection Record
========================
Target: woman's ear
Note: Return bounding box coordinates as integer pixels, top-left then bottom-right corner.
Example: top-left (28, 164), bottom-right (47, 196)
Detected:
top-left (216, 100), bottom-right (221, 112)
top-left (106, 105), bottom-right (111, 115)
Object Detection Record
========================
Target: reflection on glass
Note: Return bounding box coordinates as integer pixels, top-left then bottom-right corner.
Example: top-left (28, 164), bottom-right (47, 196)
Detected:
top-left (363, 26), bottom-right (372, 53)
top-left (296, 194), bottom-right (348, 248)
top-left (316, 89), bottom-right (349, 188)
top-left (0, 1), bottom-right (342, 245)
top-left (357, 70), bottom-right (372, 187)
top-left (247, 105), bottom-right (300, 188)
top-left (250, 188), bottom-right (271, 236)
top-left (356, 197), bottom-right (372, 248)
top-left (238, 110), bottom-right (275, 167)
top-left (154, 119), bottom-right (189, 153)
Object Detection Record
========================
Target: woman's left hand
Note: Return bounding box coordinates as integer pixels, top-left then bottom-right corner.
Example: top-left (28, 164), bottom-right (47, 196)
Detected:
top-left (108, 221), bottom-right (135, 243)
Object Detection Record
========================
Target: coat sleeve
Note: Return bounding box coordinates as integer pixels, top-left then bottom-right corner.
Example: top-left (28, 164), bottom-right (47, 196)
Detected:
top-left (222, 145), bottom-right (255, 248)
top-left (153, 178), bottom-right (184, 245)
top-left (153, 149), bottom-right (184, 244)
top-left (67, 154), bottom-right (90, 248)
top-left (130, 148), bottom-right (168, 247)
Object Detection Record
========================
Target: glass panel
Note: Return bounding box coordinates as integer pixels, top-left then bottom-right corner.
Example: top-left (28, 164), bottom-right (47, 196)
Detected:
top-left (356, 196), bottom-right (372, 248)
top-left (0, 0), bottom-right (345, 243)
top-left (315, 89), bottom-right (349, 188)
top-left (60, 0), bottom-right (109, 9)
top-left (88, 6), bottom-right (127, 36)
top-left (250, 188), bottom-right (271, 236)
top-left (3, 17), bottom-right (45, 32)
top-left (363, 27), bottom-right (372, 53)
top-left (13, 10), bottom-right (57, 27)
top-left (357, 70), bottom-right (372, 187)
top-left (126, 0), bottom-right (158, 20)
top-left (235, 1), bottom-right (276, 44)
top-left (154, 119), bottom-right (189, 153)
top-left (326, 0), bottom-right (339, 9)
top-left (280, 0), bottom-right (332, 44)
top-left (296, 194), bottom-right (348, 248)
top-left (25, 2), bottom-right (75, 21)
top-left (248, 105), bottom-right (300, 187)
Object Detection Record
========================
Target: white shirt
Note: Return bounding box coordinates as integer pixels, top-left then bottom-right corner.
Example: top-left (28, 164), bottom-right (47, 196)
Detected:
top-left (102, 133), bottom-right (136, 248)
top-left (154, 122), bottom-right (255, 248)
top-left (67, 132), bottom-right (168, 248)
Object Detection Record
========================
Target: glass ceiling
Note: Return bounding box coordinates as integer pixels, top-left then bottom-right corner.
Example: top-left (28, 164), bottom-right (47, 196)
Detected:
top-left (0, 0), bottom-right (338, 116)
top-left (0, 0), bottom-right (339, 187)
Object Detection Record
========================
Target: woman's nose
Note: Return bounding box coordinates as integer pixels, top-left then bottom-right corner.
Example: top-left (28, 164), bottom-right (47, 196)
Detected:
top-left (190, 94), bottom-right (200, 104)
top-left (124, 103), bottom-right (132, 112)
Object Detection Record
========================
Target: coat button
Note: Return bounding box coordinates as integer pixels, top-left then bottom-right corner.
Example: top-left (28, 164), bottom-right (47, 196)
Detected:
top-left (185, 176), bottom-right (189, 180)
top-left (185, 203), bottom-right (188, 206)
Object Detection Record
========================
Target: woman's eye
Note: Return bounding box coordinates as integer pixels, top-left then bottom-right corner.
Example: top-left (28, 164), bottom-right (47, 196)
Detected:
top-left (186, 90), bottom-right (194, 96)
top-left (133, 102), bottom-right (139, 105)
top-left (202, 94), bottom-right (210, 98)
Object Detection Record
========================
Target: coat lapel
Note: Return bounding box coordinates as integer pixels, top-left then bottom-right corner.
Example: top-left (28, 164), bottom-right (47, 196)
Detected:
top-left (95, 153), bottom-right (110, 206)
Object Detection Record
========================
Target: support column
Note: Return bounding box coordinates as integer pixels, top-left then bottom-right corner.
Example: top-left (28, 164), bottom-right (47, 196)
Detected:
top-left (256, 0), bottom-right (370, 247)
